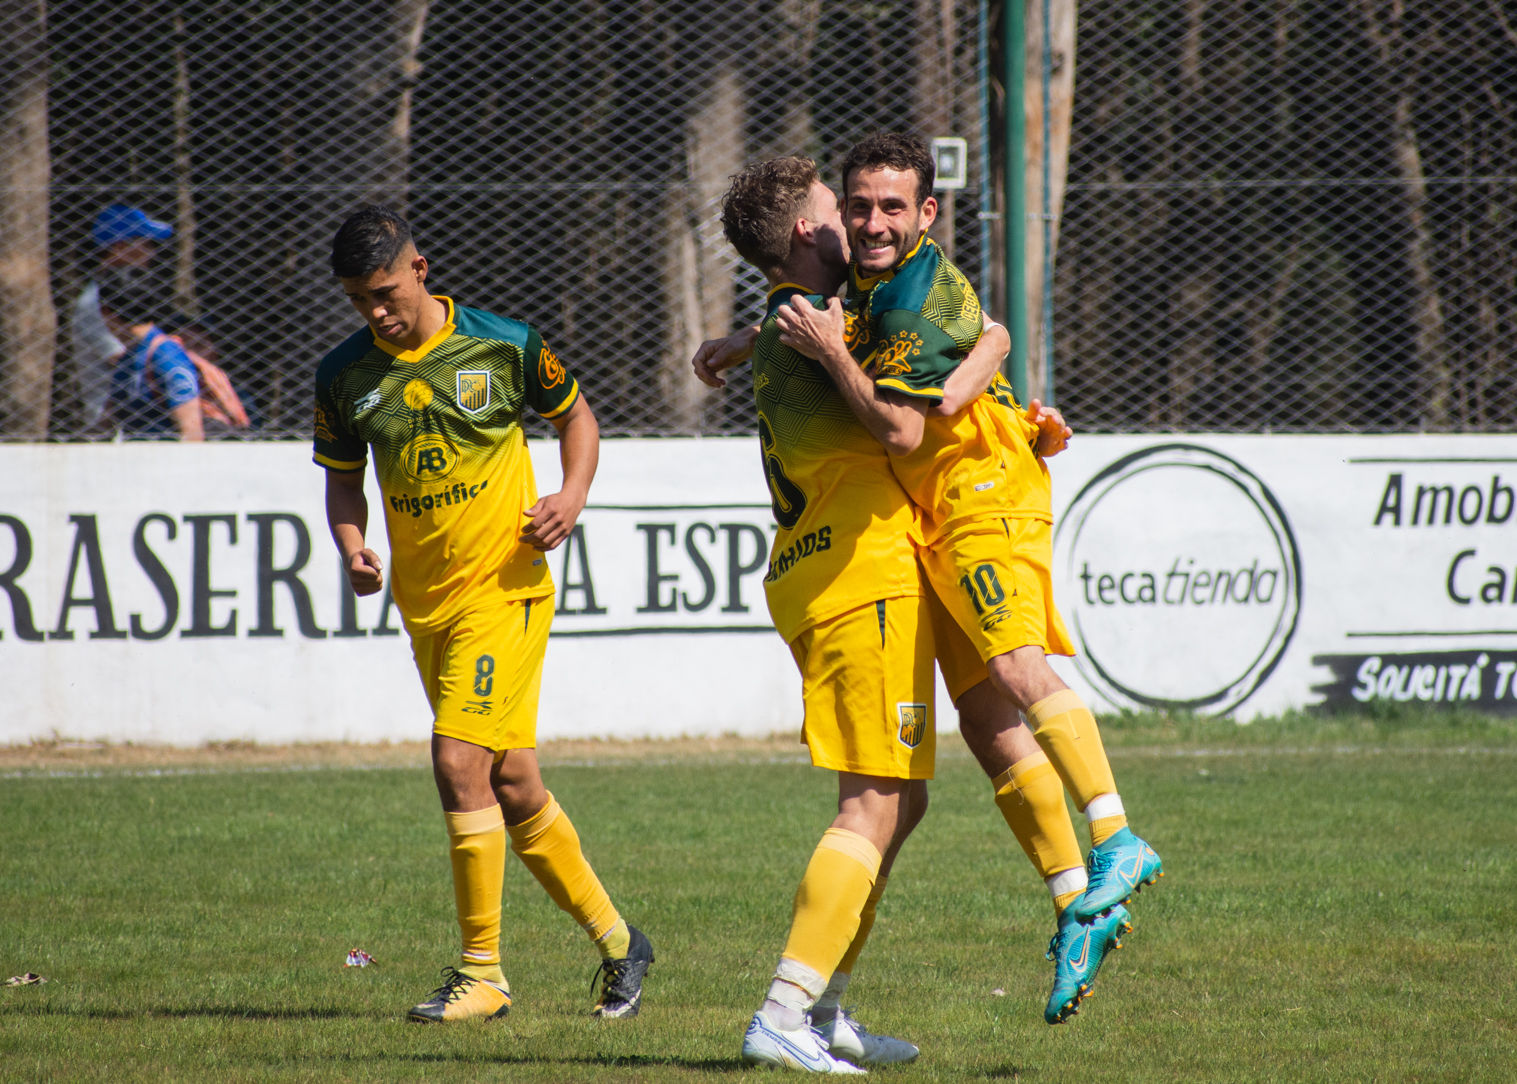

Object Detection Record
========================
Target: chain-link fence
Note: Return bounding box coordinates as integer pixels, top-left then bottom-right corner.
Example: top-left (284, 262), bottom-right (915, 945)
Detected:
top-left (2, 0), bottom-right (989, 440)
top-left (0, 1), bottom-right (1511, 440)
top-left (1057, 1), bottom-right (1517, 432)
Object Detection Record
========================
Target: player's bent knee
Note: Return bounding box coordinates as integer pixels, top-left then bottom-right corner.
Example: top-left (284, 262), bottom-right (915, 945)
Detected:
top-left (987, 646), bottom-right (1066, 712)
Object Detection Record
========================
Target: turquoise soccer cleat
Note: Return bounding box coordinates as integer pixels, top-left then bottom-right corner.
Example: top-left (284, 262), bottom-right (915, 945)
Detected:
top-left (1044, 901), bottom-right (1131, 1024)
top-left (1070, 827), bottom-right (1163, 920)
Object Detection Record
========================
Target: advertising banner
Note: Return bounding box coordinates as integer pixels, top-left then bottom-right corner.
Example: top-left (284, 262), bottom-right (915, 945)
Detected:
top-left (0, 433), bottom-right (1513, 745)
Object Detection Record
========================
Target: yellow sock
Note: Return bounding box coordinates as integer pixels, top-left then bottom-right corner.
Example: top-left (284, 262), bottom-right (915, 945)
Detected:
top-left (1025, 691), bottom-right (1120, 812)
top-left (992, 752), bottom-right (1087, 915)
top-left (445, 806), bottom-right (507, 971)
top-left (595, 917), bottom-right (631, 961)
top-left (506, 793), bottom-right (621, 948)
top-left (780, 828), bottom-right (882, 981)
top-left (458, 962), bottom-right (508, 988)
top-left (1089, 813), bottom-right (1128, 847)
top-left (835, 874), bottom-right (888, 977)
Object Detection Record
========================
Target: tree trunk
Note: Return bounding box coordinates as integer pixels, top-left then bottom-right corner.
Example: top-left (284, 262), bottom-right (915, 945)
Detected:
top-left (0, 0), bottom-right (56, 439)
top-left (1359, 0), bottom-right (1450, 428)
top-left (756, 0), bottom-right (822, 159)
top-left (915, 0), bottom-right (956, 256)
top-left (1023, 0), bottom-right (1077, 405)
top-left (173, 10), bottom-right (198, 316)
top-left (1391, 93), bottom-right (1450, 428)
top-left (660, 65), bottom-right (743, 432)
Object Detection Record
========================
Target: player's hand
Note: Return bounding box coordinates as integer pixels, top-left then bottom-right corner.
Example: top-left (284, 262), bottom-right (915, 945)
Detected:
top-left (345, 548), bottom-right (384, 596)
top-left (692, 325), bottom-right (760, 388)
top-left (521, 491), bottom-right (584, 551)
top-left (776, 295), bottom-right (846, 361)
top-left (1026, 399), bottom-right (1073, 458)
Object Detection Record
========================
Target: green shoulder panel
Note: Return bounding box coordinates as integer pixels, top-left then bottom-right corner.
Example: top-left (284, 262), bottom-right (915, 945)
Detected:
top-left (312, 326), bottom-right (378, 471)
top-left (451, 304), bottom-right (532, 350)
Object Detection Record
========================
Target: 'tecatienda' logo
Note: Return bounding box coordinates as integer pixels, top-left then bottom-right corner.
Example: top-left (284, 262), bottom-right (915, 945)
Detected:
top-left (1054, 444), bottom-right (1302, 714)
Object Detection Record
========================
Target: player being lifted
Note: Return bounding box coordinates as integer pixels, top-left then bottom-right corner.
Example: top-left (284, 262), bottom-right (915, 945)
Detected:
top-left (777, 132), bottom-right (1164, 1022)
top-left (698, 135), bottom-right (1161, 1027)
top-left (314, 207), bottom-right (653, 1023)
top-left (709, 157), bottom-right (1017, 1071)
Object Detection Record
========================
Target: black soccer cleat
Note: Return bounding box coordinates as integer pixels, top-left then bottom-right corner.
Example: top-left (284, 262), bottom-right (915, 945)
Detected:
top-left (590, 925), bottom-right (654, 1018)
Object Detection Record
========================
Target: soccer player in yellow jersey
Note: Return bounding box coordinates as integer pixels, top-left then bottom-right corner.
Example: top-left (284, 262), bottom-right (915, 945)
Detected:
top-left (313, 207), bottom-right (652, 1023)
top-left (774, 133), bottom-right (1164, 1023)
top-left (706, 158), bottom-right (1031, 1070)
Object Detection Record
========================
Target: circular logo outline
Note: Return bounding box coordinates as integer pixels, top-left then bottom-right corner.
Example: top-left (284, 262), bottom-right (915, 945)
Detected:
top-left (1054, 443), bottom-right (1303, 714)
top-left (400, 431), bottom-right (461, 485)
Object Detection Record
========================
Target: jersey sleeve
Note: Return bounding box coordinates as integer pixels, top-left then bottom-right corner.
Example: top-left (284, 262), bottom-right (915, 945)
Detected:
top-left (312, 370), bottom-right (366, 473)
top-left (864, 309), bottom-right (972, 406)
top-left (523, 328), bottom-right (581, 420)
top-left (151, 337), bottom-right (200, 410)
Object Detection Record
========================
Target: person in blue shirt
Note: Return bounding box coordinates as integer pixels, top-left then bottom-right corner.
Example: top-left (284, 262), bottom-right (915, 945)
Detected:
top-left (98, 269), bottom-right (203, 440)
top-left (73, 204), bottom-right (175, 427)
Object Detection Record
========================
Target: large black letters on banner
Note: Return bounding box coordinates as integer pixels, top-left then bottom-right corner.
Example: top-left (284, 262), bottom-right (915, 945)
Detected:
top-left (247, 513), bottom-right (327, 639)
top-left (719, 523), bottom-right (768, 614)
top-left (50, 514), bottom-right (127, 640)
top-left (681, 523), bottom-right (718, 612)
top-left (635, 523), bottom-right (678, 613)
top-left (131, 514), bottom-right (179, 640)
top-left (556, 524), bottom-right (606, 615)
top-left (181, 514), bottom-right (238, 638)
top-left (334, 560), bottom-right (367, 638)
top-left (0, 515), bottom-right (43, 641)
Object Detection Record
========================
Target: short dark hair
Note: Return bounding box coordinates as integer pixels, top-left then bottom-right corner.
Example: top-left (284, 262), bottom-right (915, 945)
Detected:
top-left (839, 132), bottom-right (935, 208)
top-left (96, 267), bottom-right (164, 325)
top-left (720, 157), bottom-right (821, 273)
top-left (331, 205), bottom-right (413, 278)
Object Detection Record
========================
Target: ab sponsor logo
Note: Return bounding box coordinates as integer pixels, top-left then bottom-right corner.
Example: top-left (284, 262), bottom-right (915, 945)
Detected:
top-left (1054, 444), bottom-right (1301, 714)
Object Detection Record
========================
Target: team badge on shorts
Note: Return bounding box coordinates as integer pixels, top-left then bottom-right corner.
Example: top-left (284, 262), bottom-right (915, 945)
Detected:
top-left (456, 370), bottom-right (491, 414)
top-left (896, 703), bottom-right (927, 749)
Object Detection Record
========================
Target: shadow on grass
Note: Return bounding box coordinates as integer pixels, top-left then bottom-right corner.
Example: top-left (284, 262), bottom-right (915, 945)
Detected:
top-left (323, 1051), bottom-right (750, 1072)
top-left (0, 1004), bottom-right (363, 1021)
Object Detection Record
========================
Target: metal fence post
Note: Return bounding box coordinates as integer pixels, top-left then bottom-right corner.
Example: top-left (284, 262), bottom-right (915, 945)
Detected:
top-left (1002, 0), bottom-right (1029, 406)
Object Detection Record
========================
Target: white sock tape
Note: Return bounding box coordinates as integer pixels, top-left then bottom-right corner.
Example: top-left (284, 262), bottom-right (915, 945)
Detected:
top-left (1084, 793), bottom-right (1125, 822)
top-left (1045, 866), bottom-right (1089, 899)
top-left (774, 957), bottom-right (829, 1000)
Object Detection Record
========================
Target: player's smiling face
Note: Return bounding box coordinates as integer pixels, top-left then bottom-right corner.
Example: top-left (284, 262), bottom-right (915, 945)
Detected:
top-left (845, 167), bottom-right (938, 275)
top-left (340, 246), bottom-right (434, 348)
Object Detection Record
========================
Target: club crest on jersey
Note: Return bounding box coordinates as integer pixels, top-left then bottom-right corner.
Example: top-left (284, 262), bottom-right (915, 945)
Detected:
top-left (896, 703), bottom-right (927, 749)
top-left (456, 370), bottom-right (491, 414)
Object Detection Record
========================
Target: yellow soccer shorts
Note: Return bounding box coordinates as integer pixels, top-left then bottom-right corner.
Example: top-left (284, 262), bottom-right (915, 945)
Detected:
top-left (410, 594), bottom-right (554, 752)
top-left (788, 594), bottom-right (937, 780)
top-left (922, 517), bottom-right (1075, 700)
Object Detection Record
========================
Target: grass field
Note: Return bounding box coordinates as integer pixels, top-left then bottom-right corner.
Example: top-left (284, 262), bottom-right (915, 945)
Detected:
top-left (3, 709), bottom-right (1515, 1082)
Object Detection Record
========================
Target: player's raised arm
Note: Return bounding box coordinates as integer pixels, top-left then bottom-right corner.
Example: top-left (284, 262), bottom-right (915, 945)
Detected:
top-left (775, 294), bottom-right (926, 455)
top-left (932, 319), bottom-right (1009, 416)
top-left (324, 468), bottom-right (384, 595)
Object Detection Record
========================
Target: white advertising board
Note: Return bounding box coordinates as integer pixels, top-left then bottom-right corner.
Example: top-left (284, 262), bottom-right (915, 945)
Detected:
top-left (0, 433), bottom-right (1513, 745)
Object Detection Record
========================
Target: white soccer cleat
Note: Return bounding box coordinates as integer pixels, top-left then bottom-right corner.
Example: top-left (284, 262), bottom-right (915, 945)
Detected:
top-left (817, 1008), bottom-right (920, 1065)
top-left (742, 1010), bottom-right (868, 1073)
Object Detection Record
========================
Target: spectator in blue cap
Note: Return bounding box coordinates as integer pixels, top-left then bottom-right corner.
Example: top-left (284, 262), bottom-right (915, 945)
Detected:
top-left (97, 267), bottom-right (203, 441)
top-left (72, 204), bottom-right (174, 427)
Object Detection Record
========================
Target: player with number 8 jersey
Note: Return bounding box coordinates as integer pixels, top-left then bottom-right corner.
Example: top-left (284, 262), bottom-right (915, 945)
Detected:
top-left (314, 206), bottom-right (653, 1027)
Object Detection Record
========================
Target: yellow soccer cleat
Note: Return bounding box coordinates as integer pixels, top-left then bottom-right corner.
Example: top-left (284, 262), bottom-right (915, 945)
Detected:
top-left (406, 967), bottom-right (512, 1023)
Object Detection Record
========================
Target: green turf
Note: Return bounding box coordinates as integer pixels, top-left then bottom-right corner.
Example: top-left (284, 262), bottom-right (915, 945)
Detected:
top-left (3, 713), bottom-right (1515, 1082)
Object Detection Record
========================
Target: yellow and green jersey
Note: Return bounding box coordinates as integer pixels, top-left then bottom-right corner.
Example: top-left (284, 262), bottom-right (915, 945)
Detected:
top-left (843, 236), bottom-right (1051, 540)
top-left (312, 296), bottom-right (579, 633)
top-left (754, 284), bottom-right (923, 643)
